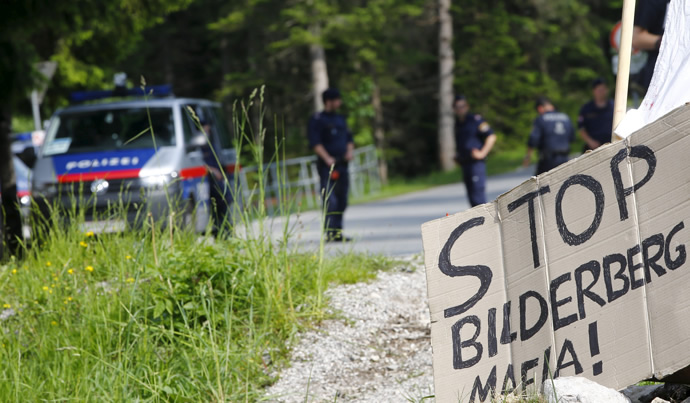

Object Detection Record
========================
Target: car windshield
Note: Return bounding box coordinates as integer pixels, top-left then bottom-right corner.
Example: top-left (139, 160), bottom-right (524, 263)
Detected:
top-left (43, 106), bottom-right (175, 156)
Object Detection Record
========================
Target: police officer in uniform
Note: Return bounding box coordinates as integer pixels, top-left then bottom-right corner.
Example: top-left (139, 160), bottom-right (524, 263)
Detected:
top-left (633, 0), bottom-right (670, 94)
top-left (453, 95), bottom-right (497, 207)
top-left (578, 77), bottom-right (614, 152)
top-left (200, 120), bottom-right (231, 236)
top-left (308, 88), bottom-right (354, 242)
top-left (524, 97), bottom-right (575, 175)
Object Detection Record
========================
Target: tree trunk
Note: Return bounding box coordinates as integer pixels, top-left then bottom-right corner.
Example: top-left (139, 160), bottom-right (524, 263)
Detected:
top-left (219, 35), bottom-right (234, 122)
top-left (0, 105), bottom-right (23, 258)
top-left (371, 77), bottom-right (388, 185)
top-left (309, 24), bottom-right (329, 113)
top-left (438, 0), bottom-right (456, 172)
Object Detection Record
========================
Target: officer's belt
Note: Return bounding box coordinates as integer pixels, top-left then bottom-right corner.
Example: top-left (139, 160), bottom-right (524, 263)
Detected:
top-left (539, 150), bottom-right (570, 159)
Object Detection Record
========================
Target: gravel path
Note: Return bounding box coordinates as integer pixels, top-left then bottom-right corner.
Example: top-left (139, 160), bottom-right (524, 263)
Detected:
top-left (264, 256), bottom-right (434, 402)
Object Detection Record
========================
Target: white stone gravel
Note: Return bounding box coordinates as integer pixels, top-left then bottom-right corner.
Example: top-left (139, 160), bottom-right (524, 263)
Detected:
top-left (264, 255), bottom-right (435, 402)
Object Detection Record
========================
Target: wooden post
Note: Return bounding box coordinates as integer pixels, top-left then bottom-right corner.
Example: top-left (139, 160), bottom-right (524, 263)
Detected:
top-left (612, 0), bottom-right (637, 142)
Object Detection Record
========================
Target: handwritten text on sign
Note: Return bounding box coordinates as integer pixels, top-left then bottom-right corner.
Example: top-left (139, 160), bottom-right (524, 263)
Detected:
top-left (421, 106), bottom-right (690, 402)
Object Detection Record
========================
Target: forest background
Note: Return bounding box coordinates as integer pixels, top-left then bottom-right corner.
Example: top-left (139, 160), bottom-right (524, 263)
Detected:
top-left (4, 0), bottom-right (623, 178)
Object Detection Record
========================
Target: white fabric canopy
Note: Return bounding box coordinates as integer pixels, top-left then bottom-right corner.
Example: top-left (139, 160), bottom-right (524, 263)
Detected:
top-left (615, 0), bottom-right (690, 138)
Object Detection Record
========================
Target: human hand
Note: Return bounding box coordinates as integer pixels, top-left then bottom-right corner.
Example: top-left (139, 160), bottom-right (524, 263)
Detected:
top-left (471, 149), bottom-right (486, 160)
top-left (324, 155), bottom-right (336, 167)
top-left (209, 167), bottom-right (223, 180)
top-left (522, 156), bottom-right (531, 168)
top-left (345, 150), bottom-right (354, 162)
top-left (588, 140), bottom-right (601, 150)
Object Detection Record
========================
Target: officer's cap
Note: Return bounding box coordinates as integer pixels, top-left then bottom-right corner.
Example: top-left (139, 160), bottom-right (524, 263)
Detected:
top-left (591, 77), bottom-right (607, 89)
top-left (455, 94), bottom-right (466, 103)
top-left (322, 88), bottom-right (341, 102)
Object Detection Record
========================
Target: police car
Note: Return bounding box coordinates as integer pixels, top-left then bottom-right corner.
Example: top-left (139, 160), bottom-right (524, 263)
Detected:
top-left (32, 86), bottom-right (237, 233)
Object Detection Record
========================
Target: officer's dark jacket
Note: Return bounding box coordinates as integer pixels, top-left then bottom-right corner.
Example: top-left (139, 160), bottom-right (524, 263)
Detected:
top-left (528, 111), bottom-right (575, 154)
top-left (455, 113), bottom-right (494, 163)
top-left (201, 129), bottom-right (223, 171)
top-left (578, 100), bottom-right (614, 146)
top-left (308, 111), bottom-right (353, 160)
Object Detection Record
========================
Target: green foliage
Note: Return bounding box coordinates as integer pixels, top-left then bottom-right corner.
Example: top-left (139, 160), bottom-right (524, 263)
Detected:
top-left (3, 0), bottom-right (623, 174)
top-left (0, 216), bottom-right (391, 400)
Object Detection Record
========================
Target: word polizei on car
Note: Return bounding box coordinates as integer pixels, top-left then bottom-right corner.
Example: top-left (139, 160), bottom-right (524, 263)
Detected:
top-left (32, 85), bottom-right (238, 233)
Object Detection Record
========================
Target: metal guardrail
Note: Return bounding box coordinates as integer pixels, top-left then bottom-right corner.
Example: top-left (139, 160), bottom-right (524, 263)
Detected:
top-left (238, 145), bottom-right (381, 213)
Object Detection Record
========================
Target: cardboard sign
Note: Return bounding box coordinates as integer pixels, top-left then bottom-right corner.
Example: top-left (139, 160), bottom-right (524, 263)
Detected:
top-left (421, 104), bottom-right (690, 402)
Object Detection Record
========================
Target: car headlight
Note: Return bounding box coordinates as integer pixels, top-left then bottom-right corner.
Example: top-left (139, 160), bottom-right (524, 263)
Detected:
top-left (20, 195), bottom-right (32, 206)
top-left (140, 173), bottom-right (179, 192)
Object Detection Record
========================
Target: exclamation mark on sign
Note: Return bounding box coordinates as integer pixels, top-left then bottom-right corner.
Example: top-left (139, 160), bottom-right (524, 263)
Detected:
top-left (589, 322), bottom-right (603, 376)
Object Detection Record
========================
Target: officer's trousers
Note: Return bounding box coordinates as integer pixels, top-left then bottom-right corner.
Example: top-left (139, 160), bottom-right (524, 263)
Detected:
top-left (536, 155), bottom-right (569, 175)
top-left (208, 173), bottom-right (233, 235)
top-left (461, 161), bottom-right (487, 207)
top-left (318, 164), bottom-right (349, 237)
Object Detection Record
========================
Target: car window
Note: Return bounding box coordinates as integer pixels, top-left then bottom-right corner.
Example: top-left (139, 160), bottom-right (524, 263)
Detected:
top-left (181, 106), bottom-right (196, 142)
top-left (43, 107), bottom-right (175, 156)
top-left (184, 104), bottom-right (222, 148)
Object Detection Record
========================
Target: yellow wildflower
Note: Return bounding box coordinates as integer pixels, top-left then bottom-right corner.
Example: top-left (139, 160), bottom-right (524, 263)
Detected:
top-left (3, 304), bottom-right (10, 309)
top-left (79, 241), bottom-right (88, 248)
top-left (126, 277), bottom-right (135, 283)
top-left (11, 269), bottom-right (17, 274)
top-left (49, 290), bottom-right (53, 294)
top-left (67, 269), bottom-right (74, 275)
top-left (67, 297), bottom-right (73, 301)
top-left (51, 321), bottom-right (57, 326)
top-left (125, 255), bottom-right (132, 260)
top-left (42, 286), bottom-right (49, 291)
top-left (86, 231), bottom-right (95, 237)
top-left (85, 266), bottom-right (94, 272)
top-left (46, 261), bottom-right (52, 267)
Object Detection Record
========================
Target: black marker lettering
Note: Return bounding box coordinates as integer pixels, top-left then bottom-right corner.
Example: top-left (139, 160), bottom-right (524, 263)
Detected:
top-left (550, 273), bottom-right (577, 331)
top-left (610, 145), bottom-right (657, 221)
top-left (555, 175), bottom-right (605, 246)
top-left (642, 233), bottom-right (666, 282)
top-left (470, 365), bottom-right (497, 403)
top-left (589, 322), bottom-right (603, 376)
top-left (542, 346), bottom-right (552, 382)
top-left (665, 221), bottom-right (686, 270)
top-left (575, 260), bottom-right (606, 320)
top-left (520, 291), bottom-right (548, 341)
top-left (554, 339), bottom-right (584, 377)
top-left (603, 253), bottom-right (630, 302)
top-left (488, 308), bottom-right (498, 358)
top-left (521, 358), bottom-right (540, 388)
top-left (502, 364), bottom-right (516, 395)
top-left (439, 217), bottom-right (493, 318)
top-left (627, 245), bottom-right (644, 290)
top-left (507, 186), bottom-right (551, 268)
top-left (500, 301), bottom-right (517, 344)
top-left (452, 315), bottom-right (483, 369)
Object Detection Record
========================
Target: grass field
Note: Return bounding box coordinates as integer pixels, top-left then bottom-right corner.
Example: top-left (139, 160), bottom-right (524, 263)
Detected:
top-left (0, 188), bottom-right (395, 403)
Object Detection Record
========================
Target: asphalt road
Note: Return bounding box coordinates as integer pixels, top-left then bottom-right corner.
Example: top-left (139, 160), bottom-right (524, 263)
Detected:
top-left (276, 166), bottom-right (534, 256)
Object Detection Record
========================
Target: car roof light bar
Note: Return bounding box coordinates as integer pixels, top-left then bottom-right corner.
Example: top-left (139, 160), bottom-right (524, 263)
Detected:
top-left (69, 84), bottom-right (174, 103)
